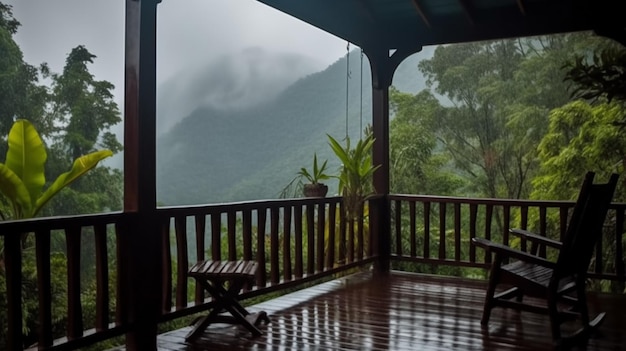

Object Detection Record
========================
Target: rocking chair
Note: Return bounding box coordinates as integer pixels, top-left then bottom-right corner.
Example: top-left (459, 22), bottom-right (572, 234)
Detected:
top-left (473, 172), bottom-right (618, 346)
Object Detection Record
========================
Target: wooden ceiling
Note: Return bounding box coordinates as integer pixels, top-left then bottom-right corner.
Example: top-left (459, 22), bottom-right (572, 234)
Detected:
top-left (257, 0), bottom-right (625, 52)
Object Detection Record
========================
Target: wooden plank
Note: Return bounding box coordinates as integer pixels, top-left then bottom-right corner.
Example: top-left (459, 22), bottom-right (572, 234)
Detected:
top-left (316, 203), bottom-right (326, 272)
top-left (66, 226), bottom-right (83, 339)
top-left (257, 207), bottom-right (267, 288)
top-left (283, 205), bottom-right (292, 281)
top-left (410, 201), bottom-right (416, 257)
top-left (294, 205), bottom-right (303, 279)
top-left (423, 201), bottom-right (430, 259)
top-left (454, 203), bottom-right (461, 261)
top-left (439, 202), bottom-right (446, 260)
top-left (228, 211), bottom-right (237, 261)
top-left (469, 204), bottom-right (477, 263)
top-left (395, 200), bottom-right (402, 256)
top-left (243, 210), bottom-right (252, 261)
top-left (357, 204), bottom-right (364, 261)
top-left (194, 214), bottom-right (206, 304)
top-left (174, 216), bottom-right (188, 310)
top-left (270, 206), bottom-right (280, 284)
top-left (36, 229), bottom-right (53, 347)
top-left (211, 212), bottom-right (221, 261)
top-left (327, 202), bottom-right (336, 268)
top-left (306, 204), bottom-right (315, 274)
top-left (94, 223), bottom-right (109, 331)
top-left (161, 219), bottom-right (172, 313)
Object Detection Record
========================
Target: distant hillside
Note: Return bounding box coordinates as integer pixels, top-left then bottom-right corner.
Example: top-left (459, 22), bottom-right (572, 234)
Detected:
top-left (156, 46), bottom-right (436, 205)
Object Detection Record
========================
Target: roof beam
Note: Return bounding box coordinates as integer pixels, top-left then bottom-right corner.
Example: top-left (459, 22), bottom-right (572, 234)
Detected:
top-left (516, 0), bottom-right (527, 16)
top-left (457, 0), bottom-right (476, 26)
top-left (411, 0), bottom-right (431, 28)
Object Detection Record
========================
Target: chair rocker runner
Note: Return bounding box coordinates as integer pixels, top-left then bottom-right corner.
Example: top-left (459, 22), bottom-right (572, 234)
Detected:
top-left (473, 172), bottom-right (618, 346)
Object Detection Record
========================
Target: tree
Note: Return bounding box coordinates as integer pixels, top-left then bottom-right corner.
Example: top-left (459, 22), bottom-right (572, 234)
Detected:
top-left (0, 3), bottom-right (49, 155)
top-left (417, 35), bottom-right (591, 200)
top-left (39, 45), bottom-right (123, 216)
top-left (389, 88), bottom-right (464, 195)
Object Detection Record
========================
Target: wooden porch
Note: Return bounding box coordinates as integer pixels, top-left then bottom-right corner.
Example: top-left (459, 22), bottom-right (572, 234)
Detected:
top-left (114, 272), bottom-right (626, 351)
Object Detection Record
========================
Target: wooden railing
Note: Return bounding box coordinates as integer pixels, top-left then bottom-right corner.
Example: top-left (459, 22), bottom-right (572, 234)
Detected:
top-left (389, 195), bottom-right (626, 283)
top-left (157, 196), bottom-right (376, 322)
top-left (3, 195), bottom-right (625, 350)
top-left (0, 196), bottom-right (375, 350)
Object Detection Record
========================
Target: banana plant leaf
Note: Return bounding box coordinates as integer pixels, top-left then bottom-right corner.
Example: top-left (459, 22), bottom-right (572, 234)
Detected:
top-left (4, 120), bottom-right (46, 207)
top-left (34, 150), bottom-right (113, 217)
top-left (0, 164), bottom-right (32, 218)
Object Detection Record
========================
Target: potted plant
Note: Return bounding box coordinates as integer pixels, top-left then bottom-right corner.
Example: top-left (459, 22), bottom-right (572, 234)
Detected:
top-left (298, 153), bottom-right (331, 197)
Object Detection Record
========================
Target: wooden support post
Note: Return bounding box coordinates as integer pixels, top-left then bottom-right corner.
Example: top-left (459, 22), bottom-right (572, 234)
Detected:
top-left (123, 0), bottom-right (162, 349)
top-left (365, 45), bottom-right (422, 273)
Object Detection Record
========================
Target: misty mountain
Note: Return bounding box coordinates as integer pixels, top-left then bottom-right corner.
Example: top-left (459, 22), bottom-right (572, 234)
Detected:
top-left (157, 48), bottom-right (324, 134)
top-left (156, 46), bottom-right (436, 205)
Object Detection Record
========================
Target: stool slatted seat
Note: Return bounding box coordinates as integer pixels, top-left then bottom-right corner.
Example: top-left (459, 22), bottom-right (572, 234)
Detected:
top-left (186, 260), bottom-right (269, 340)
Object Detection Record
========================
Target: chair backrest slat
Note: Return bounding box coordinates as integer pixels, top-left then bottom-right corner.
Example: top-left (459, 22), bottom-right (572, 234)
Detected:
top-left (553, 172), bottom-right (619, 281)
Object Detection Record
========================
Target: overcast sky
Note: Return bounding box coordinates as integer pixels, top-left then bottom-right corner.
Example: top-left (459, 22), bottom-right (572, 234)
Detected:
top-left (7, 0), bottom-right (348, 112)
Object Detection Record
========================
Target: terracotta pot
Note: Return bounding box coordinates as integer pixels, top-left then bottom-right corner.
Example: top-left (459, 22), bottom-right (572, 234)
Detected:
top-left (303, 183), bottom-right (328, 197)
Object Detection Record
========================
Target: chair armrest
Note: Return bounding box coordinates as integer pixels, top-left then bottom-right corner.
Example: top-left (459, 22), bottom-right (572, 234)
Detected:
top-left (510, 229), bottom-right (563, 249)
top-left (472, 237), bottom-right (557, 269)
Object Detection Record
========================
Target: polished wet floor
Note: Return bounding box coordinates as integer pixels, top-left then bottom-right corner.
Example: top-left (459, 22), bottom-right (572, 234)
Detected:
top-left (122, 272), bottom-right (626, 350)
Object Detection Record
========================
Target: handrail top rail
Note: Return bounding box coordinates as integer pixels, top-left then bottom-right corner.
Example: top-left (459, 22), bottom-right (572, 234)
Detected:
top-left (389, 193), bottom-right (626, 209)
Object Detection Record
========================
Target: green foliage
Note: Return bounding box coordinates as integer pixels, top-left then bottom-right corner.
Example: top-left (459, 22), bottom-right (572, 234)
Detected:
top-left (564, 42), bottom-right (626, 104)
top-left (0, 120), bottom-right (112, 219)
top-left (297, 153), bottom-right (330, 184)
top-left (328, 132), bottom-right (380, 220)
top-left (533, 100), bottom-right (626, 201)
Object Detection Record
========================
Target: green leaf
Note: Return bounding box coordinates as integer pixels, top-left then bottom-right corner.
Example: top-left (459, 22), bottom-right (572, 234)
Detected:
top-left (5, 119), bottom-right (47, 207)
top-left (0, 164), bottom-right (32, 218)
top-left (33, 150), bottom-right (112, 217)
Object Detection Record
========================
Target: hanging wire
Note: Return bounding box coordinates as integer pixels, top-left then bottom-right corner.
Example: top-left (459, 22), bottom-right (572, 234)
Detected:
top-left (345, 42), bottom-right (351, 139)
top-left (360, 48), bottom-right (364, 140)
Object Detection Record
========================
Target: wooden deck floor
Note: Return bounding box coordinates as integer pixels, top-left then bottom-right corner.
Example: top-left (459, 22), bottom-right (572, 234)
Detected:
top-left (139, 272), bottom-right (625, 350)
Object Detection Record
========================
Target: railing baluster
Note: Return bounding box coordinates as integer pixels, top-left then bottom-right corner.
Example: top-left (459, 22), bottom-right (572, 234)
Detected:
top-left (327, 202), bottom-right (337, 267)
top-left (94, 223), bottom-right (109, 331)
top-left (306, 204), bottom-right (315, 274)
top-left (520, 206), bottom-right (528, 251)
top-left (36, 229), bottom-right (53, 347)
top-left (211, 212), bottom-right (221, 261)
top-left (423, 201), bottom-right (431, 259)
top-left (439, 202), bottom-right (446, 260)
top-left (395, 200), bottom-right (402, 256)
top-left (270, 206), bottom-right (280, 284)
top-left (174, 216), bottom-right (188, 310)
top-left (294, 204), bottom-right (304, 279)
top-left (66, 226), bottom-right (83, 339)
top-left (454, 203), bottom-right (461, 262)
top-left (485, 204), bottom-right (493, 264)
top-left (115, 221), bottom-right (128, 325)
top-left (228, 211), bottom-right (237, 261)
top-left (539, 206), bottom-right (547, 258)
top-left (503, 205), bottom-right (510, 247)
top-left (469, 204), bottom-right (477, 263)
top-left (194, 214), bottom-right (206, 304)
top-left (357, 203), bottom-right (364, 261)
top-left (257, 207), bottom-right (267, 287)
top-left (410, 201), bottom-right (416, 257)
top-left (559, 206), bottom-right (568, 242)
top-left (339, 202), bottom-right (347, 263)
top-left (243, 210), bottom-right (252, 261)
top-left (161, 218), bottom-right (173, 313)
top-left (283, 205), bottom-right (292, 281)
top-left (5, 233), bottom-right (23, 350)
top-left (316, 203), bottom-right (326, 272)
